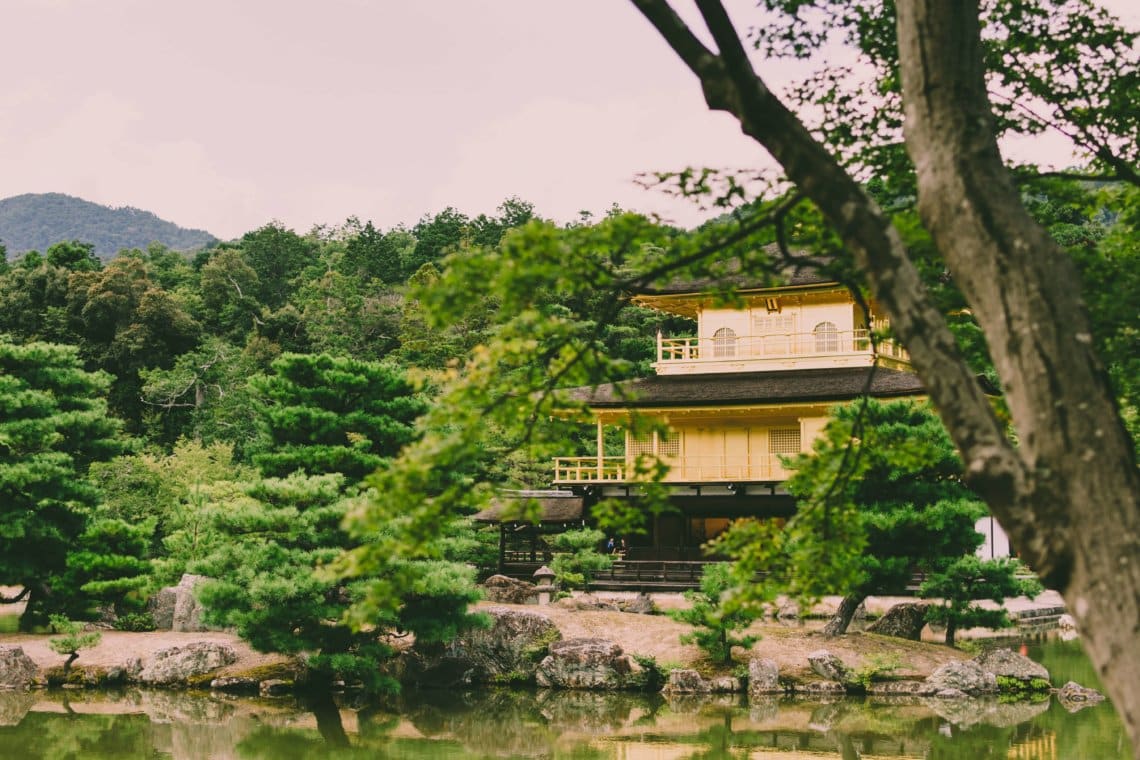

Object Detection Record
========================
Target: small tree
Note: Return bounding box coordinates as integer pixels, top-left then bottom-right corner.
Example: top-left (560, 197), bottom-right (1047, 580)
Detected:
top-left (549, 528), bottom-right (613, 590)
top-left (48, 615), bottom-right (101, 677)
top-left (921, 556), bottom-right (1043, 647)
top-left (669, 563), bottom-right (759, 665)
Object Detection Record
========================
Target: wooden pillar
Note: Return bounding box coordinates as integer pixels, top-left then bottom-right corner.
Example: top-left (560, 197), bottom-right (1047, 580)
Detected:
top-left (497, 524), bottom-right (506, 574)
top-left (596, 418), bottom-right (604, 479)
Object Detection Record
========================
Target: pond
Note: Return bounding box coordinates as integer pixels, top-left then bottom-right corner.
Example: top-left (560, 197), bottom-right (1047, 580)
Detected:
top-left (0, 638), bottom-right (1130, 759)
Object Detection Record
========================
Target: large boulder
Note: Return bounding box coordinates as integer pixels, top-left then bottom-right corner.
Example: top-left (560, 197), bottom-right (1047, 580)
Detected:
top-left (0, 647), bottom-right (38, 691)
top-left (973, 648), bottom-right (1050, 683)
top-left (535, 638), bottom-right (641, 690)
top-left (710, 676), bottom-right (743, 693)
top-left (147, 587), bottom-right (178, 630)
top-left (404, 607), bottom-right (561, 687)
top-left (172, 574), bottom-right (216, 633)
top-left (866, 603), bottom-right (931, 641)
top-left (480, 575), bottom-right (537, 605)
top-left (554, 594), bottom-right (620, 612)
top-left (662, 669), bottom-right (710, 694)
top-left (135, 642), bottom-right (237, 686)
top-left (617, 593), bottom-right (656, 615)
top-left (808, 650), bottom-right (852, 684)
top-left (866, 679), bottom-right (939, 697)
top-left (926, 660), bottom-right (998, 696)
top-left (748, 657), bottom-right (781, 697)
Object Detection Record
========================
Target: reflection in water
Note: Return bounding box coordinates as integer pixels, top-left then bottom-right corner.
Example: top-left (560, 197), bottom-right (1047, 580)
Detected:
top-left (0, 639), bottom-right (1131, 759)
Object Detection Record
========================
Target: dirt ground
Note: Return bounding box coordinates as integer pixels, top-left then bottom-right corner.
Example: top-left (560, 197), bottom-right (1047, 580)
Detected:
top-left (0, 628), bottom-right (292, 677)
top-left (503, 601), bottom-right (967, 679)
top-left (0, 591), bottom-right (974, 681)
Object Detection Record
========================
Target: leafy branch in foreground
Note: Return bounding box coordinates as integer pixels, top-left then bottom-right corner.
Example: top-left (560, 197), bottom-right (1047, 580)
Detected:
top-left (331, 211), bottom-right (811, 622)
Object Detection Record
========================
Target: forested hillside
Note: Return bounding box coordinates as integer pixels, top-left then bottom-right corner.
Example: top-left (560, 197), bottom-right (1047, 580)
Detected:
top-left (0, 193), bottom-right (217, 260)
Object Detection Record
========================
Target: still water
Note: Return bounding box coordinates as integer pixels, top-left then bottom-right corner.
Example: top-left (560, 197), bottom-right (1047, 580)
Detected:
top-left (0, 639), bottom-right (1129, 759)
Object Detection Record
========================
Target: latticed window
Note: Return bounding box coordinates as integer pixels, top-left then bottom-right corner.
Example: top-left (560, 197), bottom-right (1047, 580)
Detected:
top-left (753, 313), bottom-right (795, 336)
top-left (768, 427), bottom-right (802, 454)
top-left (628, 430), bottom-right (680, 458)
top-left (657, 431), bottom-right (680, 458)
top-left (628, 432), bottom-right (653, 459)
top-left (712, 327), bottom-right (737, 357)
top-left (755, 313), bottom-right (796, 355)
top-left (813, 321), bottom-right (840, 352)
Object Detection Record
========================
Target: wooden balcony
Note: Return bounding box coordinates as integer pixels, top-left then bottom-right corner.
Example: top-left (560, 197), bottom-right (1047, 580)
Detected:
top-left (553, 456), bottom-right (627, 483)
top-left (655, 328), bottom-right (909, 374)
top-left (552, 454), bottom-right (791, 484)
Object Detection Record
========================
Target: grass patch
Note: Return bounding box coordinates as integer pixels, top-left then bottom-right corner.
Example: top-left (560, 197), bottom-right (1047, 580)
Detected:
top-left (0, 615), bottom-right (19, 633)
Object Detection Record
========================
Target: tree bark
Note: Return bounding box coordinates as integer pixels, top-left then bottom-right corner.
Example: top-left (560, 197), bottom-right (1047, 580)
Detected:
top-left (821, 593), bottom-right (865, 637)
top-left (944, 620), bottom-right (958, 649)
top-left (896, 2), bottom-right (1140, 752)
top-left (630, 2), bottom-right (1140, 753)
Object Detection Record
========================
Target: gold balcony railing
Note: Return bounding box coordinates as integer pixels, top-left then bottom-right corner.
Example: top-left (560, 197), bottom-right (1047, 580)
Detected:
top-left (553, 456), bottom-right (627, 483)
top-left (657, 328), bottom-right (909, 364)
top-left (552, 454), bottom-right (793, 484)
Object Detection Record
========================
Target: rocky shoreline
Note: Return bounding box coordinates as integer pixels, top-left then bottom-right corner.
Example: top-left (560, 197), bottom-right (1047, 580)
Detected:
top-left (0, 597), bottom-right (1102, 713)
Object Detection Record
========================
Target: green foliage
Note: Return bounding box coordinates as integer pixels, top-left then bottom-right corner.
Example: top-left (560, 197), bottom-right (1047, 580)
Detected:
top-left (0, 338), bottom-right (127, 628)
top-left (192, 363), bottom-right (480, 694)
top-left (0, 259), bottom-right (76, 344)
top-left (920, 556), bottom-right (1044, 646)
top-left (139, 338), bottom-right (265, 452)
top-left (548, 528), bottom-right (613, 589)
top-left (238, 222), bottom-right (316, 309)
top-left (193, 472), bottom-right (385, 689)
top-left (852, 654), bottom-right (904, 689)
top-left (66, 256), bottom-right (201, 427)
top-left (669, 563), bottom-right (760, 665)
top-left (248, 352), bottom-right (426, 482)
top-left (630, 654), bottom-right (671, 692)
top-left (46, 240), bottom-right (101, 272)
top-left (714, 400), bottom-right (991, 632)
top-left (55, 514), bottom-right (152, 617)
top-left (295, 271), bottom-right (402, 362)
top-left (90, 440), bottom-right (255, 586)
top-left (338, 219), bottom-right (406, 284)
top-left (112, 611), bottom-right (157, 632)
top-left (996, 674), bottom-right (1052, 701)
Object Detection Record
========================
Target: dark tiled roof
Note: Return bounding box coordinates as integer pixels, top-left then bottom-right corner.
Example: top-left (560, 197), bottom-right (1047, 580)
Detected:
top-left (562, 367), bottom-right (927, 408)
top-left (643, 269), bottom-right (832, 296)
top-left (472, 492), bottom-right (585, 523)
top-left (637, 251), bottom-right (835, 296)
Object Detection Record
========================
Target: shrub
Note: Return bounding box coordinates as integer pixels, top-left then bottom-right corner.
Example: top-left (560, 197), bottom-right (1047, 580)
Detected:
top-left (669, 563), bottom-right (759, 665)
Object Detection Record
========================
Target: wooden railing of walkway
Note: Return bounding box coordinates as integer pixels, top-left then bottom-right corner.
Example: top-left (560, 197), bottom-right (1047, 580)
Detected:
top-left (496, 555), bottom-right (933, 594)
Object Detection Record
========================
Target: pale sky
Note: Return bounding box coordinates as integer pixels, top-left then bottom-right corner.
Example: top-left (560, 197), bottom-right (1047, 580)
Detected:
top-left (2, 1), bottom-right (1135, 240)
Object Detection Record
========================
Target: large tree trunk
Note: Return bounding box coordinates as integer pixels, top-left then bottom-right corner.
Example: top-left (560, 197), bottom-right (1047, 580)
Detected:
top-left (630, 2), bottom-right (1140, 753)
top-left (821, 593), bottom-right (864, 637)
top-left (895, 3), bottom-right (1140, 751)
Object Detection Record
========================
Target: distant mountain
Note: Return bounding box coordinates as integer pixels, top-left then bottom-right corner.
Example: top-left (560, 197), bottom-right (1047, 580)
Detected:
top-left (0, 193), bottom-right (218, 261)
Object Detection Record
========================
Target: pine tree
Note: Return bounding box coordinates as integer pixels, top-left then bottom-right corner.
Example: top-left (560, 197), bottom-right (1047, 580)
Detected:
top-left (248, 352), bottom-right (426, 483)
top-left (0, 339), bottom-right (127, 628)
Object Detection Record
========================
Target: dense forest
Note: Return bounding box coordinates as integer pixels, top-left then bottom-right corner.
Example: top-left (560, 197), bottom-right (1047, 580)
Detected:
top-left (0, 193), bottom-right (217, 259)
